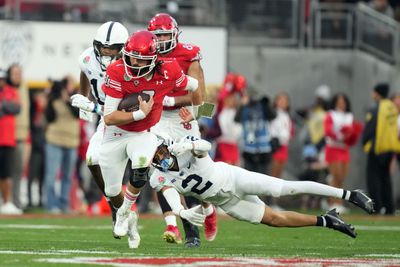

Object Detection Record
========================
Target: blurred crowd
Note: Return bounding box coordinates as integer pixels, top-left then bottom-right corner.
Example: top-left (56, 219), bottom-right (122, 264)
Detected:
top-left (0, 64), bottom-right (400, 216)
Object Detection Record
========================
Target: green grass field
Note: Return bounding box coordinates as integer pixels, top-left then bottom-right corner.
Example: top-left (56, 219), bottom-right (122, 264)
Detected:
top-left (0, 213), bottom-right (399, 266)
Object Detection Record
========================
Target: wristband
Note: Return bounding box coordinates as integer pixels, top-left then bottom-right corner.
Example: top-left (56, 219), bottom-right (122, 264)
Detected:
top-left (132, 110), bottom-right (146, 121)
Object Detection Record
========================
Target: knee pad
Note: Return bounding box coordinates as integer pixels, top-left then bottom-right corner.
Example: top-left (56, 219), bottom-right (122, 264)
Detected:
top-left (129, 167), bottom-right (149, 188)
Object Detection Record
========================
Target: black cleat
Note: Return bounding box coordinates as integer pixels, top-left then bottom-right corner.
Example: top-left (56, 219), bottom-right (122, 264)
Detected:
top-left (184, 237), bottom-right (201, 248)
top-left (325, 209), bottom-right (357, 238)
top-left (349, 190), bottom-right (375, 214)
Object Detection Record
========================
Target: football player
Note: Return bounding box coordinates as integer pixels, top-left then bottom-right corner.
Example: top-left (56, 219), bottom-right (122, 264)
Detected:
top-left (147, 12), bottom-right (216, 247)
top-left (150, 134), bottom-right (375, 239)
top-left (70, 21), bottom-right (129, 239)
top-left (99, 30), bottom-right (199, 249)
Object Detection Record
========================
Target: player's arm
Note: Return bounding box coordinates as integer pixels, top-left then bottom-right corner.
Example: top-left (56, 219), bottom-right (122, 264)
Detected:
top-left (187, 61), bottom-right (205, 105)
top-left (161, 186), bottom-right (205, 226)
top-left (103, 95), bottom-right (154, 126)
top-left (169, 136), bottom-right (211, 157)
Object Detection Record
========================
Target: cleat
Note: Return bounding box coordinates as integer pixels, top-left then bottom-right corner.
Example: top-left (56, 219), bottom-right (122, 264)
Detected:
top-left (184, 237), bottom-right (201, 248)
top-left (204, 206), bottom-right (218, 241)
top-left (325, 209), bottom-right (357, 238)
top-left (112, 221), bottom-right (121, 239)
top-left (349, 190), bottom-right (375, 214)
top-left (127, 212), bottom-right (140, 249)
top-left (163, 225), bottom-right (182, 244)
top-left (113, 208), bottom-right (130, 237)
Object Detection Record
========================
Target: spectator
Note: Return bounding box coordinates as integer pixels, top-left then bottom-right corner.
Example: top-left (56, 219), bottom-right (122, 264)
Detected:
top-left (362, 83), bottom-right (399, 215)
top-left (214, 74), bottom-right (246, 165)
top-left (270, 92), bottom-right (293, 179)
top-left (234, 92), bottom-right (277, 175)
top-left (324, 93), bottom-right (362, 213)
top-left (7, 64), bottom-right (30, 209)
top-left (27, 90), bottom-right (47, 208)
top-left (0, 68), bottom-right (22, 215)
top-left (44, 76), bottom-right (80, 213)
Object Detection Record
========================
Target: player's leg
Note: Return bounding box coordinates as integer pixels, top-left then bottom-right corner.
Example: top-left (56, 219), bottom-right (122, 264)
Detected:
top-left (232, 166), bottom-right (374, 214)
top-left (113, 132), bottom-right (158, 243)
top-left (201, 201), bottom-right (217, 241)
top-left (156, 191), bottom-right (183, 244)
top-left (86, 123), bottom-right (120, 236)
top-left (99, 127), bottom-right (130, 237)
top-left (219, 195), bottom-right (356, 238)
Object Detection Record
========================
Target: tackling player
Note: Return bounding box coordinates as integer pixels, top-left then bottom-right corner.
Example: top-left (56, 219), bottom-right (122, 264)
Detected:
top-left (70, 21), bottom-right (128, 238)
top-left (150, 134), bottom-right (374, 239)
top-left (147, 12), bottom-right (216, 247)
top-left (99, 30), bottom-right (199, 249)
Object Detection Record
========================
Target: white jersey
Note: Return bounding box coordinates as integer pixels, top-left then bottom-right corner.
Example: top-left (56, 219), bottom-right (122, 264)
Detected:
top-left (78, 47), bottom-right (106, 105)
top-left (150, 137), bottom-right (233, 205)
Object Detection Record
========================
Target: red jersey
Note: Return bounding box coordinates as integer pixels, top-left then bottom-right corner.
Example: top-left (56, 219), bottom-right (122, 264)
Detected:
top-left (102, 58), bottom-right (188, 132)
top-left (0, 85), bottom-right (20, 147)
top-left (159, 42), bottom-right (202, 103)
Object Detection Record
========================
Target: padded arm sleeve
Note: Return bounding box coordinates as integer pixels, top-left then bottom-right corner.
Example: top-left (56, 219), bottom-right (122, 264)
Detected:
top-left (103, 95), bottom-right (121, 116)
top-left (162, 187), bottom-right (185, 215)
top-left (185, 76), bottom-right (199, 92)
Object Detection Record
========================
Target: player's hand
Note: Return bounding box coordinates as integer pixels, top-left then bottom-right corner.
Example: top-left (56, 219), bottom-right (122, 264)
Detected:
top-left (179, 106), bottom-right (194, 123)
top-left (169, 142), bottom-right (192, 156)
top-left (162, 96), bottom-right (175, 107)
top-left (138, 95), bottom-right (154, 116)
top-left (70, 94), bottom-right (95, 112)
top-left (179, 205), bottom-right (205, 227)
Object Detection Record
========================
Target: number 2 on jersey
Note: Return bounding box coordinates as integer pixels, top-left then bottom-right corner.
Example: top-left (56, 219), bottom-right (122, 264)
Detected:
top-left (181, 174), bottom-right (213, 194)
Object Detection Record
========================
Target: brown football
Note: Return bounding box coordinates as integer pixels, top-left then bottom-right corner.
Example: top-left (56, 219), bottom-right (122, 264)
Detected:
top-left (117, 92), bottom-right (151, 112)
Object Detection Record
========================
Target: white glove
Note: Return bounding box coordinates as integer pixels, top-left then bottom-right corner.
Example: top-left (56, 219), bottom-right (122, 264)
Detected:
top-left (168, 142), bottom-right (192, 156)
top-left (179, 205), bottom-right (205, 227)
top-left (162, 96), bottom-right (175, 107)
top-left (70, 94), bottom-right (102, 114)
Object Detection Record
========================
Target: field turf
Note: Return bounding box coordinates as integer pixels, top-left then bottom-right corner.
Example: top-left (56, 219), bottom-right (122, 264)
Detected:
top-left (0, 212), bottom-right (399, 266)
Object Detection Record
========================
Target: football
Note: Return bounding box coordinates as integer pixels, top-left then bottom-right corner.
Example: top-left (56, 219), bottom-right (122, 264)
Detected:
top-left (117, 92), bottom-right (151, 112)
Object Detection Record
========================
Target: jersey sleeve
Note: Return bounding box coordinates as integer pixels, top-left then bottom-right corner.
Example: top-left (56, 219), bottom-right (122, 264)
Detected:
top-left (102, 66), bottom-right (124, 98)
top-left (78, 48), bottom-right (92, 73)
top-left (172, 61), bottom-right (188, 90)
top-left (182, 43), bottom-right (202, 62)
top-left (149, 169), bottom-right (173, 192)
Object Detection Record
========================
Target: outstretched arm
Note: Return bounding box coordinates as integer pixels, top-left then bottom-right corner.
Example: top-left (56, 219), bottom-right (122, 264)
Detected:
top-left (162, 186), bottom-right (205, 226)
top-left (168, 137), bottom-right (211, 157)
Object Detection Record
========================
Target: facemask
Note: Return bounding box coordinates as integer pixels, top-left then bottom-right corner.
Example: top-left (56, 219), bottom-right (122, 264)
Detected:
top-left (160, 157), bottom-right (174, 172)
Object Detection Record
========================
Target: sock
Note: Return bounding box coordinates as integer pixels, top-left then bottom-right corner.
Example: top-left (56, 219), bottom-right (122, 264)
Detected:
top-left (121, 190), bottom-right (140, 211)
top-left (202, 205), bottom-right (214, 216)
top-left (316, 215), bottom-right (333, 228)
top-left (341, 190), bottom-right (351, 201)
top-left (182, 218), bottom-right (199, 239)
top-left (165, 215), bottom-right (177, 226)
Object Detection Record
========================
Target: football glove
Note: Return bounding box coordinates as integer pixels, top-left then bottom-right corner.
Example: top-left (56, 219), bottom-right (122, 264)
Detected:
top-left (70, 94), bottom-right (102, 115)
top-left (179, 205), bottom-right (205, 227)
top-left (169, 142), bottom-right (192, 156)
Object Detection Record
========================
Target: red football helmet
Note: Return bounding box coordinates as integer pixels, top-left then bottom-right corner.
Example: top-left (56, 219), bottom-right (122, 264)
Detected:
top-left (122, 30), bottom-right (159, 79)
top-left (148, 13), bottom-right (179, 54)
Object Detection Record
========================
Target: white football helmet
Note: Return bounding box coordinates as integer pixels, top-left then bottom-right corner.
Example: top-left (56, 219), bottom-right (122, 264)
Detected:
top-left (93, 21), bottom-right (129, 70)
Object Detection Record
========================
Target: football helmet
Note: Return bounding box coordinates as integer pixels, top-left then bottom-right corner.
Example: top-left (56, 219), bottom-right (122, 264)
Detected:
top-left (148, 13), bottom-right (179, 54)
top-left (93, 21), bottom-right (129, 70)
top-left (122, 30), bottom-right (159, 79)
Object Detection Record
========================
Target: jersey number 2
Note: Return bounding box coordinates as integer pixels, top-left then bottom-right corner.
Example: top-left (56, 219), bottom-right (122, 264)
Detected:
top-left (181, 174), bottom-right (213, 194)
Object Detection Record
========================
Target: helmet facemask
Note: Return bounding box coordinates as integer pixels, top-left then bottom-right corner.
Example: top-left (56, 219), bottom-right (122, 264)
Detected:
top-left (152, 28), bottom-right (178, 54)
top-left (122, 50), bottom-right (157, 79)
top-left (153, 144), bottom-right (175, 172)
top-left (93, 40), bottom-right (124, 71)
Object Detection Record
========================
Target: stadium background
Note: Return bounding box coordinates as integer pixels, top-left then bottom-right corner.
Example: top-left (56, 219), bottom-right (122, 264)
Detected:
top-left (1, 1), bottom-right (400, 266)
